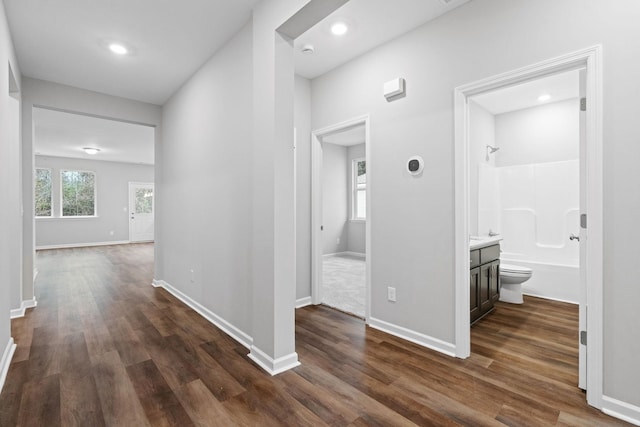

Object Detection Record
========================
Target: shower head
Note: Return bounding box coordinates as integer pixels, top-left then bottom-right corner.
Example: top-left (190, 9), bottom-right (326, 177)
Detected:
top-left (486, 145), bottom-right (500, 154)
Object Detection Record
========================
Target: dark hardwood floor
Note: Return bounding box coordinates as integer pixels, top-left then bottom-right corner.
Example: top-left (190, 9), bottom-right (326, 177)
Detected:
top-left (0, 244), bottom-right (629, 426)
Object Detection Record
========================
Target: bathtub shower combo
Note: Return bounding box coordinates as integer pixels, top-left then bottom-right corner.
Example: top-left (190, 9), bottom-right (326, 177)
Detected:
top-left (478, 159), bottom-right (580, 304)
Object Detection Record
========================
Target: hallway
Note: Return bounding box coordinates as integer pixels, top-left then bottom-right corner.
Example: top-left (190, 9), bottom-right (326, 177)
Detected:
top-left (0, 244), bottom-right (629, 426)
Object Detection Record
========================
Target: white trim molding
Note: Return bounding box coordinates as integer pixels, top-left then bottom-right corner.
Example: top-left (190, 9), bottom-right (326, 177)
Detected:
top-left (369, 317), bottom-right (456, 357)
top-left (453, 45), bottom-right (604, 409)
top-left (36, 240), bottom-right (131, 250)
top-left (151, 279), bottom-right (253, 349)
top-left (312, 114), bottom-right (371, 323)
top-left (295, 296), bottom-right (312, 309)
top-left (602, 396), bottom-right (640, 426)
top-left (323, 251), bottom-right (366, 259)
top-left (0, 338), bottom-right (16, 395)
top-left (248, 346), bottom-right (300, 376)
top-left (10, 298), bottom-right (38, 319)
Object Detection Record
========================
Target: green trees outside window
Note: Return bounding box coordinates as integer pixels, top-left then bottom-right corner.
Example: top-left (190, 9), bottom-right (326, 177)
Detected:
top-left (35, 168), bottom-right (52, 217)
top-left (61, 170), bottom-right (96, 216)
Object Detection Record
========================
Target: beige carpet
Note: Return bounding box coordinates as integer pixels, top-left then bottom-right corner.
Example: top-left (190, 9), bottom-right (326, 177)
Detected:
top-left (322, 254), bottom-right (365, 318)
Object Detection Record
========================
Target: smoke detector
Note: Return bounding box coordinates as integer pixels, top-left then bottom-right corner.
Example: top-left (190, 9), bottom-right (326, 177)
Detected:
top-left (301, 44), bottom-right (315, 55)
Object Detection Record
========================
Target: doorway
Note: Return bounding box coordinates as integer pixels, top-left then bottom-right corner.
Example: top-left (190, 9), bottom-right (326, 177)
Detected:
top-left (129, 182), bottom-right (155, 242)
top-left (311, 115), bottom-right (371, 321)
top-left (454, 46), bottom-right (603, 408)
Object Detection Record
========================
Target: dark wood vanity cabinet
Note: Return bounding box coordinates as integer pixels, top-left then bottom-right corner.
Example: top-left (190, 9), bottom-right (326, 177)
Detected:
top-left (470, 244), bottom-right (500, 324)
top-left (470, 267), bottom-right (481, 323)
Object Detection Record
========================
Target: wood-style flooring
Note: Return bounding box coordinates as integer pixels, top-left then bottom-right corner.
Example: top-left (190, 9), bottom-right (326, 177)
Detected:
top-left (0, 244), bottom-right (629, 426)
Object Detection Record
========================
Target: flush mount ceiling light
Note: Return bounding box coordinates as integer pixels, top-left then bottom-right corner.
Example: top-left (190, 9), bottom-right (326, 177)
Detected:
top-left (331, 22), bottom-right (348, 36)
top-left (108, 43), bottom-right (128, 55)
top-left (538, 93), bottom-right (551, 102)
top-left (83, 147), bottom-right (101, 155)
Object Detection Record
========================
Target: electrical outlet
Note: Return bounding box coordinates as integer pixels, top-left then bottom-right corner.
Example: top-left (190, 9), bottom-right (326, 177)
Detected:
top-left (337, 237), bottom-right (340, 245)
top-left (190, 269), bottom-right (195, 283)
top-left (387, 286), bottom-right (396, 302)
top-left (109, 230), bottom-right (114, 236)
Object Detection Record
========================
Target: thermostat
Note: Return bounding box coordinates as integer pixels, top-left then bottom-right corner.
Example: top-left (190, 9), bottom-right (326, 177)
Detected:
top-left (407, 156), bottom-right (424, 175)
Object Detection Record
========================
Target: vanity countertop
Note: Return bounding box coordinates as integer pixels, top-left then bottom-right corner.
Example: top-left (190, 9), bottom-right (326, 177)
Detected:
top-left (469, 236), bottom-right (502, 250)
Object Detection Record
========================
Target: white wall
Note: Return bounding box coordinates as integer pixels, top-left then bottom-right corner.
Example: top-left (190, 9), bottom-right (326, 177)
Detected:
top-left (160, 23), bottom-right (253, 338)
top-left (322, 142), bottom-right (348, 255)
top-left (347, 143), bottom-right (366, 254)
top-left (34, 156), bottom-right (154, 248)
top-left (495, 99), bottom-right (579, 167)
top-left (8, 96), bottom-right (22, 312)
top-left (21, 78), bottom-right (161, 307)
top-left (308, 0), bottom-right (640, 407)
top-left (294, 75), bottom-right (312, 300)
top-left (0, 0), bottom-right (21, 366)
top-left (469, 100), bottom-right (495, 236)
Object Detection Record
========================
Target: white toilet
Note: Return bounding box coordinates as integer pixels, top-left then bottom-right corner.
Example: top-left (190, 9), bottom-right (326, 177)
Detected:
top-left (499, 264), bottom-right (533, 304)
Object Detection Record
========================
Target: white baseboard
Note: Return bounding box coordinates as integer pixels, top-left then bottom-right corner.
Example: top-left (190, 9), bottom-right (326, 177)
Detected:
top-left (0, 338), bottom-right (16, 395)
top-left (369, 317), bottom-right (456, 357)
top-left (10, 298), bottom-right (38, 319)
top-left (522, 292), bottom-right (578, 305)
top-left (295, 296), bottom-right (312, 309)
top-left (36, 240), bottom-right (130, 250)
top-left (602, 396), bottom-right (640, 426)
top-left (248, 345), bottom-right (300, 376)
top-left (323, 251), bottom-right (366, 259)
top-left (151, 279), bottom-right (253, 349)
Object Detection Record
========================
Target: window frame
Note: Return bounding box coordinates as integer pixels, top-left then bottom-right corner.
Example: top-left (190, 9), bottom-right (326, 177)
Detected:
top-left (34, 167), bottom-right (53, 218)
top-left (351, 157), bottom-right (366, 221)
top-left (60, 169), bottom-right (97, 218)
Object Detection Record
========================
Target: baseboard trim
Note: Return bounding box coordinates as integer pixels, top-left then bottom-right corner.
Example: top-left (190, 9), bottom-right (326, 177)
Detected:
top-left (247, 345), bottom-right (300, 376)
top-left (10, 298), bottom-right (38, 319)
top-left (602, 396), bottom-right (640, 426)
top-left (36, 240), bottom-right (130, 250)
top-left (323, 251), bottom-right (366, 259)
top-left (0, 338), bottom-right (16, 395)
top-left (151, 279), bottom-right (253, 350)
top-left (522, 292), bottom-right (578, 305)
top-left (295, 297), bottom-right (312, 309)
top-left (369, 317), bottom-right (456, 357)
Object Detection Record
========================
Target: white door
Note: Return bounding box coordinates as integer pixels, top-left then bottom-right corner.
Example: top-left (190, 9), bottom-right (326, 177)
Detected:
top-left (578, 69), bottom-right (587, 390)
top-left (129, 182), bottom-right (154, 242)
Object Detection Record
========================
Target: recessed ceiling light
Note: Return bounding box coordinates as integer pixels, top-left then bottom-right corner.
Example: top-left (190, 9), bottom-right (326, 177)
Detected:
top-left (83, 147), bottom-right (101, 155)
top-left (109, 43), bottom-right (128, 55)
top-left (331, 22), bottom-right (348, 36)
top-left (538, 93), bottom-right (551, 102)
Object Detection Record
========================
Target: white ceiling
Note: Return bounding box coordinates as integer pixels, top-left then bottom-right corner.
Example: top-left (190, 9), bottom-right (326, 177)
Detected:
top-left (8, 0), bottom-right (472, 164)
top-left (4, 0), bottom-right (470, 104)
top-left (294, 0), bottom-right (470, 79)
top-left (4, 0), bottom-right (260, 105)
top-left (322, 124), bottom-right (365, 147)
top-left (471, 69), bottom-right (581, 115)
top-left (34, 108), bottom-right (155, 165)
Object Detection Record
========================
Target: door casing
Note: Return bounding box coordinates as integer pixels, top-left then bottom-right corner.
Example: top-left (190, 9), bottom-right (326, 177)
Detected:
top-left (311, 115), bottom-right (371, 322)
top-left (453, 45), bottom-right (603, 409)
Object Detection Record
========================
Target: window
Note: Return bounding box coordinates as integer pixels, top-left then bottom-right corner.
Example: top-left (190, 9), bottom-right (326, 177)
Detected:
top-left (35, 168), bottom-right (52, 217)
top-left (352, 158), bottom-right (366, 220)
top-left (61, 170), bottom-right (96, 216)
top-left (135, 188), bottom-right (153, 214)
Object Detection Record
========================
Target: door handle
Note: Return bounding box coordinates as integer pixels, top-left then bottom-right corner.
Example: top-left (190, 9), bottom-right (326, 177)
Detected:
top-left (569, 233), bottom-right (580, 242)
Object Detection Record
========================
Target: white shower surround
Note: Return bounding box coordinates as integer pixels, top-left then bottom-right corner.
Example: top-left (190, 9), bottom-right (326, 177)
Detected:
top-left (479, 160), bottom-right (580, 303)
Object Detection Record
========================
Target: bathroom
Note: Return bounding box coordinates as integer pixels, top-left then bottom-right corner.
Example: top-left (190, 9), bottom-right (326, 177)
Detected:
top-left (469, 69), bottom-right (581, 307)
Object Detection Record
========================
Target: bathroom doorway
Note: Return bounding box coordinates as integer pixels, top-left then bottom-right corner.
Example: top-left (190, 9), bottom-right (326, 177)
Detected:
top-left (454, 47), bottom-right (603, 408)
top-left (311, 116), bottom-right (371, 321)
